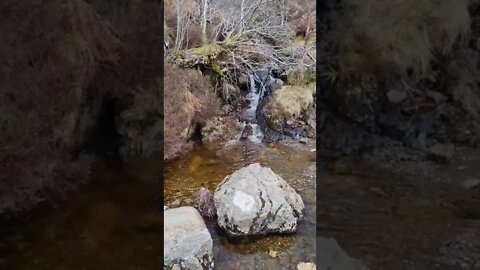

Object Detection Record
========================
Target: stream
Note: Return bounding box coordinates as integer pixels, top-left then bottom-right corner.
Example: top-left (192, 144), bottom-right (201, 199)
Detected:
top-left (165, 141), bottom-right (316, 269)
top-left (318, 147), bottom-right (480, 270)
top-left (0, 65), bottom-right (318, 269)
top-left (163, 65), bottom-right (317, 269)
top-left (0, 140), bottom-right (316, 270)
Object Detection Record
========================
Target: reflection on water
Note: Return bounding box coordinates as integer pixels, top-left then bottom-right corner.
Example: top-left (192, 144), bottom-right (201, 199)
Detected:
top-left (0, 141), bottom-right (315, 270)
top-left (164, 142), bottom-right (316, 269)
top-left (0, 157), bottom-right (164, 270)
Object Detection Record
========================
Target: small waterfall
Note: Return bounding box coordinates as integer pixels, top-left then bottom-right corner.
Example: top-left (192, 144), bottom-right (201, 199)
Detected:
top-left (245, 74), bottom-right (259, 121)
top-left (236, 73), bottom-right (264, 144)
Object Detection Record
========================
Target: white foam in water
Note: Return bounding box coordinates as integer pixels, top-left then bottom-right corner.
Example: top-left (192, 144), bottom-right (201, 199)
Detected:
top-left (245, 74), bottom-right (260, 120)
top-left (235, 121), bottom-right (247, 141)
top-left (247, 124), bottom-right (263, 144)
top-left (233, 72), bottom-right (265, 144)
top-left (234, 121), bottom-right (264, 144)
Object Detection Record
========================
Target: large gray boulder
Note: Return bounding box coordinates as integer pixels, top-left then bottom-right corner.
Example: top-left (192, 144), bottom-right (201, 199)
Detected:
top-left (164, 207), bottom-right (214, 270)
top-left (214, 163), bottom-right (304, 237)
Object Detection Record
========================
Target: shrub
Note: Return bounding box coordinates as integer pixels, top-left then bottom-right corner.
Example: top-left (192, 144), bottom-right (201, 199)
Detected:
top-left (117, 82), bottom-right (164, 160)
top-left (330, 0), bottom-right (471, 80)
top-left (185, 24), bottom-right (204, 49)
top-left (164, 62), bottom-right (219, 160)
top-left (0, 0), bottom-right (118, 216)
top-left (289, 0), bottom-right (317, 38)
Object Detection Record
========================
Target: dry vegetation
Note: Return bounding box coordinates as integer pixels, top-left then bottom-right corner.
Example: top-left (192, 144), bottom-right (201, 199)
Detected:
top-left (267, 66), bottom-right (316, 125)
top-left (117, 81), bottom-right (164, 159)
top-left (165, 0), bottom-right (316, 102)
top-left (330, 0), bottom-right (471, 80)
top-left (0, 0), bottom-right (163, 215)
top-left (325, 0), bottom-right (480, 117)
top-left (0, 0), bottom-right (120, 216)
top-left (268, 83), bottom-right (316, 123)
top-left (320, 0), bottom-right (480, 151)
top-left (326, 0), bottom-right (480, 121)
top-left (164, 62), bottom-right (220, 160)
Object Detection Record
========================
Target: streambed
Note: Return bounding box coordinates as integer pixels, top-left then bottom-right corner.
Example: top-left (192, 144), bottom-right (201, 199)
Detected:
top-left (0, 140), bottom-right (316, 270)
top-left (164, 141), bottom-right (317, 269)
top-left (317, 147), bottom-right (480, 270)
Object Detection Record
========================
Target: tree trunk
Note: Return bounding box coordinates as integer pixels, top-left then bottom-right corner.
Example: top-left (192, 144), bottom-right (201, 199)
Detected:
top-left (202, 0), bottom-right (208, 44)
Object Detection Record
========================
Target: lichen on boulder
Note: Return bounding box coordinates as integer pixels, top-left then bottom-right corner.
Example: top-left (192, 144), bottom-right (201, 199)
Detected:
top-left (164, 206), bottom-right (214, 270)
top-left (214, 163), bottom-right (304, 237)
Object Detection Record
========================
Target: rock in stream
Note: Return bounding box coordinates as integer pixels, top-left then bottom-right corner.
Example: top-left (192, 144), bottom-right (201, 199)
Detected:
top-left (164, 207), bottom-right (214, 270)
top-left (214, 163), bottom-right (304, 237)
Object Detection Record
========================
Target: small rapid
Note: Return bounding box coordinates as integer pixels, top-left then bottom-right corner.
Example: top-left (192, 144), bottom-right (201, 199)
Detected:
top-left (236, 64), bottom-right (279, 144)
top-left (235, 73), bottom-right (264, 144)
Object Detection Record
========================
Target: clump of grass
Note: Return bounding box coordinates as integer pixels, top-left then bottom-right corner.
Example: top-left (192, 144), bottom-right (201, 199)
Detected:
top-left (331, 0), bottom-right (471, 80)
top-left (268, 83), bottom-right (316, 122)
top-left (287, 69), bottom-right (316, 86)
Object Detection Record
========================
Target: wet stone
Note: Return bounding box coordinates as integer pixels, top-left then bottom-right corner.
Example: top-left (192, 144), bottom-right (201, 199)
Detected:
top-left (438, 228), bottom-right (480, 269)
top-left (164, 207), bottom-right (214, 270)
top-left (462, 178), bottom-right (480, 190)
top-left (214, 163), bottom-right (304, 237)
top-left (168, 199), bottom-right (182, 208)
top-left (387, 88), bottom-right (407, 104)
top-left (428, 143), bottom-right (455, 163)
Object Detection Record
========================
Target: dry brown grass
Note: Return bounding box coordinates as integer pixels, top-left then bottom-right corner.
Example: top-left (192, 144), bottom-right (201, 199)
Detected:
top-left (289, 0), bottom-right (316, 38)
top-left (0, 0), bottom-right (163, 216)
top-left (0, 0), bottom-right (121, 216)
top-left (164, 62), bottom-right (220, 160)
top-left (268, 83), bottom-right (316, 122)
top-left (331, 0), bottom-right (471, 80)
top-left (185, 24), bottom-right (204, 49)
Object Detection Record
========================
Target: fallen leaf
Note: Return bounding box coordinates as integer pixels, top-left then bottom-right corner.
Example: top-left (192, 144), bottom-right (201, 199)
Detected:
top-left (268, 249), bottom-right (278, 258)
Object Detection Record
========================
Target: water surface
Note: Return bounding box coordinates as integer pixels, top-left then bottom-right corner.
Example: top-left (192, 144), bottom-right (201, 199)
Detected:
top-left (164, 141), bottom-right (317, 269)
top-left (0, 140), bottom-right (316, 269)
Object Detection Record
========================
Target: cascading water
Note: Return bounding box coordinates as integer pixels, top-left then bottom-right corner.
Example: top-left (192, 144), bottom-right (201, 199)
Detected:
top-left (236, 73), bottom-right (264, 144)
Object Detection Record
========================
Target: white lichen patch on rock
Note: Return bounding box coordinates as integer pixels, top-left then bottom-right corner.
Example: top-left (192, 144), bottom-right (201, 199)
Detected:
top-left (232, 190), bottom-right (256, 212)
top-left (214, 163), bottom-right (304, 237)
